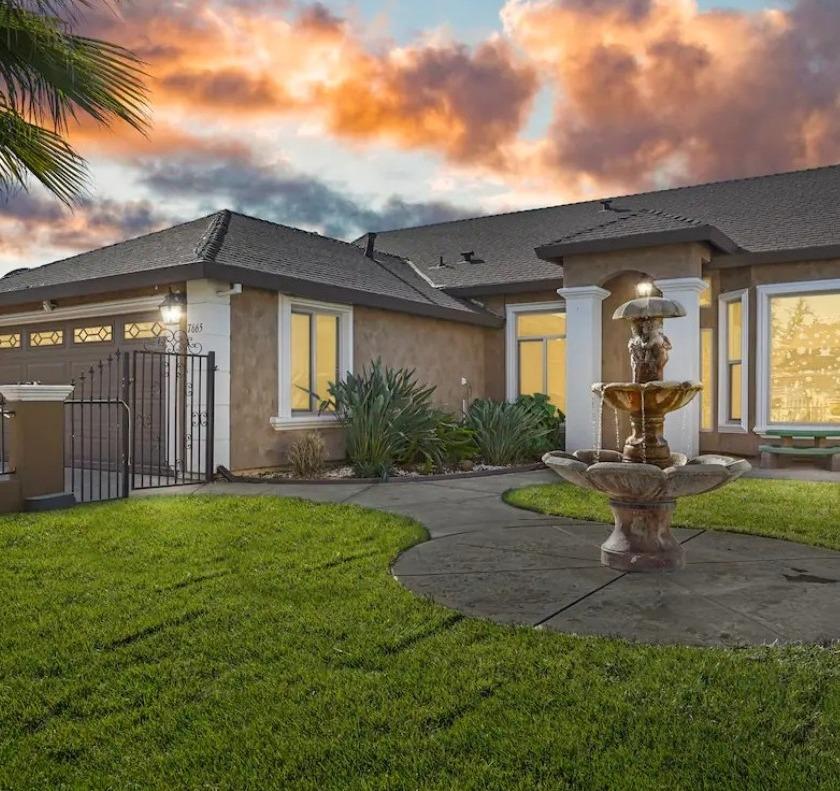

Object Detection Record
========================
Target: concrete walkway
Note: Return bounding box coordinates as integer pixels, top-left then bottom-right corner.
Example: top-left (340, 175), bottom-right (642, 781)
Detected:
top-left (138, 470), bottom-right (840, 648)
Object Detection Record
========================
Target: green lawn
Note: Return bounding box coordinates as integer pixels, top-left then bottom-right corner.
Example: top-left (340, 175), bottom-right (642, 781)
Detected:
top-left (504, 478), bottom-right (840, 550)
top-left (1, 495), bottom-right (839, 789)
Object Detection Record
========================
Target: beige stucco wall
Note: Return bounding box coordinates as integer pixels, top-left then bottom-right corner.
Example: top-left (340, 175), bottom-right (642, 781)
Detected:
top-left (562, 243), bottom-right (708, 288)
top-left (354, 305), bottom-right (491, 413)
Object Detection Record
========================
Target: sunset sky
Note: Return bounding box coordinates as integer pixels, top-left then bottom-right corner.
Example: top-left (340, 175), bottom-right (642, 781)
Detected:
top-left (2, 0), bottom-right (839, 272)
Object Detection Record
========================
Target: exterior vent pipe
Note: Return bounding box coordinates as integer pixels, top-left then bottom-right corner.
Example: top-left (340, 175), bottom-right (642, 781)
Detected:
top-left (364, 232), bottom-right (377, 259)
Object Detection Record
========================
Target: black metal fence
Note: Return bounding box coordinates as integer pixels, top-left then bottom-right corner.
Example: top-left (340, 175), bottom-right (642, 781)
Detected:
top-left (65, 351), bottom-right (130, 503)
top-left (63, 342), bottom-right (215, 503)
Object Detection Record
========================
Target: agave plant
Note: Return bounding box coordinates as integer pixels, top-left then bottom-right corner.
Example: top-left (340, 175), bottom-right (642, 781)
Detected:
top-left (322, 360), bottom-right (450, 479)
top-left (465, 398), bottom-right (550, 466)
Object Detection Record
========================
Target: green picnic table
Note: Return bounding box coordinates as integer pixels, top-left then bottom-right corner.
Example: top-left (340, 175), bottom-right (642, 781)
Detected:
top-left (759, 429), bottom-right (840, 471)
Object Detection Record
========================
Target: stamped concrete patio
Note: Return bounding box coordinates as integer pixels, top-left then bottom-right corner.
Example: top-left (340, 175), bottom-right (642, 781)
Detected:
top-left (140, 469), bottom-right (840, 647)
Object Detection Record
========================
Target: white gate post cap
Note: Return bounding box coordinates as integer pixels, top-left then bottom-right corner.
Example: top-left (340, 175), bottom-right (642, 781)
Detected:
top-left (0, 384), bottom-right (75, 402)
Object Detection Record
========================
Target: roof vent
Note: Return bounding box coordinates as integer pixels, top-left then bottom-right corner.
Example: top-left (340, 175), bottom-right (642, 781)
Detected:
top-left (600, 200), bottom-right (613, 211)
top-left (364, 232), bottom-right (377, 259)
top-left (460, 250), bottom-right (485, 264)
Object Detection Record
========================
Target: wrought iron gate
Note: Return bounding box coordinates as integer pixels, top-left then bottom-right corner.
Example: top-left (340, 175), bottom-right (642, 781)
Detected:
top-left (65, 336), bottom-right (216, 503)
top-left (131, 345), bottom-right (215, 490)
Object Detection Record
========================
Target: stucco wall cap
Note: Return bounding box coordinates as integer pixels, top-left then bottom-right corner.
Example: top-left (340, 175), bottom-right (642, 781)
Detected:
top-left (0, 384), bottom-right (74, 402)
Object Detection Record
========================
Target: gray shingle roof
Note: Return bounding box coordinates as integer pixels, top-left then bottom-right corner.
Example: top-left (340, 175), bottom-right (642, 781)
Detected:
top-left (0, 214), bottom-right (211, 293)
top-left (0, 210), bottom-right (498, 325)
top-left (367, 164), bottom-right (840, 290)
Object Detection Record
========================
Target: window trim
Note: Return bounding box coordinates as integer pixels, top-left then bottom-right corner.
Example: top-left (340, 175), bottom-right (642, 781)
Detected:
top-left (271, 294), bottom-right (352, 431)
top-left (505, 300), bottom-right (566, 404)
top-left (755, 278), bottom-right (840, 434)
top-left (717, 288), bottom-right (749, 433)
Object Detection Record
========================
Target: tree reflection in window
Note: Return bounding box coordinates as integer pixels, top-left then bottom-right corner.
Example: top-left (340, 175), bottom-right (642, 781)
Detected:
top-left (770, 293), bottom-right (840, 424)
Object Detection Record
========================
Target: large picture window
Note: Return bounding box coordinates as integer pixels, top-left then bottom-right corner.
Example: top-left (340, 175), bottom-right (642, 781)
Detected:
top-left (506, 303), bottom-right (566, 412)
top-left (768, 291), bottom-right (840, 425)
top-left (718, 289), bottom-right (748, 431)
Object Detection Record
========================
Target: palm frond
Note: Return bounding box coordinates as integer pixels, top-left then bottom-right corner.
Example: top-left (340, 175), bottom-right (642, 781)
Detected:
top-left (0, 3), bottom-right (148, 132)
top-left (0, 106), bottom-right (88, 203)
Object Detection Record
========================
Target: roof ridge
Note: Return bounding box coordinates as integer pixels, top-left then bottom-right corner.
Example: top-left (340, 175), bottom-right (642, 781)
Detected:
top-left (225, 209), bottom-right (414, 264)
top-left (552, 212), bottom-right (638, 244)
top-left (370, 163), bottom-right (840, 237)
top-left (632, 206), bottom-right (704, 227)
top-left (194, 209), bottom-right (231, 261)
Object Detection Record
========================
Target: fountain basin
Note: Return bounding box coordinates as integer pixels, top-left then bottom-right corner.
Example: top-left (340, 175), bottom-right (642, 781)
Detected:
top-left (593, 381), bottom-right (702, 467)
top-left (542, 451), bottom-right (751, 571)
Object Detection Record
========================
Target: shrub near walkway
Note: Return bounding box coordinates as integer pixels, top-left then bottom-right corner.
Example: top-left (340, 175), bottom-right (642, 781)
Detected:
top-left (1, 496), bottom-right (839, 789)
top-left (505, 478), bottom-right (840, 550)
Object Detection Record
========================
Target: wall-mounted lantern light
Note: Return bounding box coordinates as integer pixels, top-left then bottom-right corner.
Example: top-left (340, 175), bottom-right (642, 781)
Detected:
top-left (159, 290), bottom-right (186, 325)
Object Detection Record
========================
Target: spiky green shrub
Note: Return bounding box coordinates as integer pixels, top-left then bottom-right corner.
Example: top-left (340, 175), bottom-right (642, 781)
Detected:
top-left (323, 360), bottom-right (450, 479)
top-left (516, 393), bottom-right (566, 454)
top-left (465, 398), bottom-right (550, 466)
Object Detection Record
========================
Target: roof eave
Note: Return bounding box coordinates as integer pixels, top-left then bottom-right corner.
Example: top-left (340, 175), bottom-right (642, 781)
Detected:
top-left (709, 243), bottom-right (840, 268)
top-left (535, 225), bottom-right (740, 260)
top-left (443, 276), bottom-right (565, 298)
top-left (203, 262), bottom-right (504, 328)
top-left (0, 261), bottom-right (206, 307)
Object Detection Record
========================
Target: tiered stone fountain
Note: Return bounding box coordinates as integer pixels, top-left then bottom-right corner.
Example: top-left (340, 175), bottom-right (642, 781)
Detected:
top-left (544, 287), bottom-right (750, 572)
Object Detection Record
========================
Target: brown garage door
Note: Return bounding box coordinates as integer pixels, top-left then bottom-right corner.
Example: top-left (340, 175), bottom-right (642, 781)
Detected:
top-left (0, 312), bottom-right (168, 484)
top-left (0, 311), bottom-right (164, 386)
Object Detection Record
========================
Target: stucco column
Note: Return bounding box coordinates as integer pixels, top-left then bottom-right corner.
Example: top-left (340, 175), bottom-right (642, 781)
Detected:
top-left (557, 285), bottom-right (610, 452)
top-left (0, 384), bottom-right (75, 510)
top-left (654, 277), bottom-right (707, 458)
top-left (186, 279), bottom-right (231, 471)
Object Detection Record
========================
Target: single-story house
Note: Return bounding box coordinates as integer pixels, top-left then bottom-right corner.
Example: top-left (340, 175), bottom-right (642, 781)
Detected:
top-left (1, 164), bottom-right (838, 472)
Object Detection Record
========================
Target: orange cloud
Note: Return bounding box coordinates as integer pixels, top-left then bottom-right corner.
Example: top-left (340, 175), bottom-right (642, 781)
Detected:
top-left (58, 0), bottom-right (840, 207)
top-left (502, 0), bottom-right (840, 191)
top-left (77, 1), bottom-right (537, 168)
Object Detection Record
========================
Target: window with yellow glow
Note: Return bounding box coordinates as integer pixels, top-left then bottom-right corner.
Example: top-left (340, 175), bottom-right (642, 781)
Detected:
top-left (30, 329), bottom-right (63, 347)
top-left (719, 291), bottom-right (747, 429)
top-left (74, 325), bottom-right (113, 343)
top-left (726, 301), bottom-right (742, 421)
top-left (516, 311), bottom-right (566, 412)
top-left (700, 328), bottom-right (714, 430)
top-left (769, 292), bottom-right (840, 424)
top-left (699, 277), bottom-right (712, 307)
top-left (0, 333), bottom-right (20, 349)
top-left (291, 310), bottom-right (339, 413)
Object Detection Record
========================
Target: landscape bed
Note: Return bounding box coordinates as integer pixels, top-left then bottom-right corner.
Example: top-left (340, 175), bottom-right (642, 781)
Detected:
top-left (1, 492), bottom-right (839, 788)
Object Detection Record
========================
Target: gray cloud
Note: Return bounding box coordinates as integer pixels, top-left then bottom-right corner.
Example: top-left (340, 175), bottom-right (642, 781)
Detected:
top-left (139, 152), bottom-right (477, 238)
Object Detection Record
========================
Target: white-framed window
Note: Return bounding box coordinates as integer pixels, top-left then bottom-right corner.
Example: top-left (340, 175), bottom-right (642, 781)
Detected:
top-left (272, 295), bottom-right (353, 430)
top-left (756, 279), bottom-right (840, 433)
top-left (717, 289), bottom-right (749, 432)
top-left (505, 301), bottom-right (566, 412)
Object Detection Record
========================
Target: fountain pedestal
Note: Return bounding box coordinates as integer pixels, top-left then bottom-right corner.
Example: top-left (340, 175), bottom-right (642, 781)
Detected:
top-left (602, 499), bottom-right (684, 571)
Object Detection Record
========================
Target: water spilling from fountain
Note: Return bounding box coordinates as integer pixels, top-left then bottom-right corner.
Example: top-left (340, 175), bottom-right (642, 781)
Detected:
top-left (543, 286), bottom-right (751, 572)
